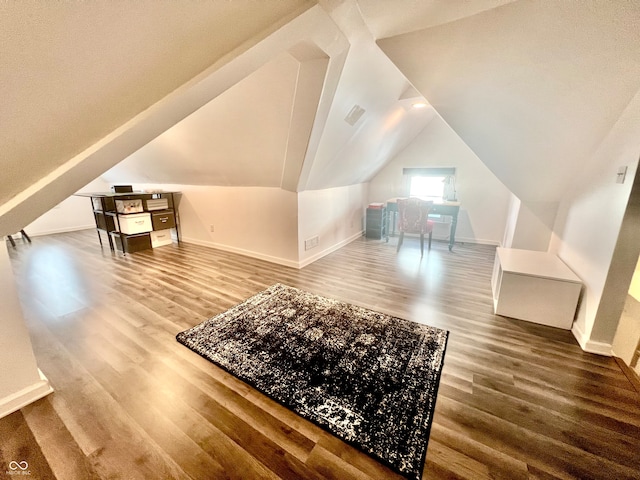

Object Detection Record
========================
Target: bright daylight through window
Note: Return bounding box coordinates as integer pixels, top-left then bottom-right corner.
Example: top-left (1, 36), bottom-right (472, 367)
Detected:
top-left (404, 167), bottom-right (457, 201)
top-left (409, 176), bottom-right (445, 200)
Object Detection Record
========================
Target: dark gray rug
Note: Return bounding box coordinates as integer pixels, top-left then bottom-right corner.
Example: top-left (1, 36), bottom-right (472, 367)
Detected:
top-left (176, 283), bottom-right (448, 480)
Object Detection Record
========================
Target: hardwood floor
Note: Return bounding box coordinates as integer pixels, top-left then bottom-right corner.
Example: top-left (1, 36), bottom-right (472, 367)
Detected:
top-left (2, 230), bottom-right (639, 480)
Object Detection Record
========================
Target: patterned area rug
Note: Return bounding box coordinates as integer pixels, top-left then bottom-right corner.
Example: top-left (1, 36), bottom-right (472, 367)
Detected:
top-left (176, 284), bottom-right (449, 480)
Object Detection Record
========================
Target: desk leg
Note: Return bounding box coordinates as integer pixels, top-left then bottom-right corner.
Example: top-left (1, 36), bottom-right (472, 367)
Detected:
top-left (449, 213), bottom-right (458, 251)
top-left (385, 212), bottom-right (390, 240)
top-left (389, 211), bottom-right (396, 236)
top-left (384, 209), bottom-right (389, 242)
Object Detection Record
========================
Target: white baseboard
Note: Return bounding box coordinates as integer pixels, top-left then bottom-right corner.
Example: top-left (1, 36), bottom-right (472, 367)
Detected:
top-left (28, 225), bottom-right (95, 237)
top-left (571, 322), bottom-right (612, 356)
top-left (183, 231), bottom-right (364, 270)
top-left (453, 236), bottom-right (501, 246)
top-left (391, 230), bottom-right (500, 247)
top-left (403, 235), bottom-right (500, 247)
top-left (0, 369), bottom-right (53, 419)
top-left (182, 237), bottom-right (301, 269)
top-left (298, 231), bottom-right (363, 268)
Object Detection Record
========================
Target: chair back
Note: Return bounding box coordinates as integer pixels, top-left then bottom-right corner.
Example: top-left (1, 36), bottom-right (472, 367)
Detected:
top-left (397, 198), bottom-right (433, 234)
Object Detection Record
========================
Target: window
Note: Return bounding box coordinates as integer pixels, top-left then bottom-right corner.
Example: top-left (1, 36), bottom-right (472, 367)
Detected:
top-left (409, 175), bottom-right (445, 200)
top-left (403, 167), bottom-right (456, 201)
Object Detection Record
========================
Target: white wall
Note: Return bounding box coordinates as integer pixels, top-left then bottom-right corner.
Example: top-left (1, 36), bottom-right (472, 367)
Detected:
top-left (298, 184), bottom-right (368, 267)
top-left (550, 89), bottom-right (640, 353)
top-left (18, 178), bottom-right (369, 269)
top-left (23, 177), bottom-right (110, 236)
top-left (143, 184), bottom-right (300, 267)
top-left (0, 244), bottom-right (53, 418)
top-left (132, 183), bottom-right (367, 269)
top-left (502, 194), bottom-right (519, 247)
top-left (507, 200), bottom-right (558, 251)
top-left (368, 113), bottom-right (511, 245)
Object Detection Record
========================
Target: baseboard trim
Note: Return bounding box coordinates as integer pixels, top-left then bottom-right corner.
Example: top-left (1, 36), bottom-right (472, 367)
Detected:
top-left (454, 236), bottom-right (501, 246)
top-left (395, 233), bottom-right (500, 247)
top-left (182, 237), bottom-right (300, 269)
top-left (0, 369), bottom-right (53, 420)
top-left (298, 231), bottom-right (363, 269)
top-left (571, 323), bottom-right (612, 356)
top-left (435, 235), bottom-right (500, 246)
top-left (182, 232), bottom-right (364, 270)
top-left (28, 225), bottom-right (95, 237)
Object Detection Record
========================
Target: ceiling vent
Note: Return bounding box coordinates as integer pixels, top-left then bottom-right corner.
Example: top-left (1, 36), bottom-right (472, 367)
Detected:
top-left (344, 104), bottom-right (365, 126)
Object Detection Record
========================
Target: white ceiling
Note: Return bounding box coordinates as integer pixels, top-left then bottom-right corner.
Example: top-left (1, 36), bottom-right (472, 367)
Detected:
top-left (104, 0), bottom-right (438, 192)
top-left (3, 0), bottom-right (640, 234)
top-left (0, 0), bottom-right (313, 206)
top-left (302, 36), bottom-right (436, 190)
top-left (356, 0), bottom-right (517, 37)
top-left (375, 0), bottom-right (640, 202)
top-left (104, 53), bottom-right (301, 187)
top-left (106, 0), bottom-right (640, 202)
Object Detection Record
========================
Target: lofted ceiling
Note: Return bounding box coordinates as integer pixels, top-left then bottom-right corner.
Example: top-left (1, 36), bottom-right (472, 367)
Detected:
top-left (356, 0), bottom-right (518, 37)
top-left (103, 52), bottom-right (302, 188)
top-left (103, 0), bottom-right (640, 202)
top-left (103, 0), bottom-right (437, 192)
top-left (0, 1), bottom-right (344, 235)
top-left (375, 0), bottom-right (640, 202)
top-left (3, 0), bottom-right (640, 235)
top-left (0, 0), bottom-right (312, 206)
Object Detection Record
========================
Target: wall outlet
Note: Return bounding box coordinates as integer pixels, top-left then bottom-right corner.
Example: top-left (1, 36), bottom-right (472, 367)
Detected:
top-left (210, 224), bottom-right (215, 232)
top-left (305, 236), bottom-right (319, 251)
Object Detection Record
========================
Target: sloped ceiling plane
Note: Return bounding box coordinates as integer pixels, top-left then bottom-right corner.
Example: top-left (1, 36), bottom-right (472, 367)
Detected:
top-left (2, 0), bottom-right (640, 236)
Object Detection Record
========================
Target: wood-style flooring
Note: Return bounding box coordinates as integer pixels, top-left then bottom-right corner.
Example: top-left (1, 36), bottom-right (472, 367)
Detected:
top-left (1, 230), bottom-right (639, 480)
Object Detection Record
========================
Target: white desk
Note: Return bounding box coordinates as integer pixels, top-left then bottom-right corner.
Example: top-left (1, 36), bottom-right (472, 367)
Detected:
top-left (491, 248), bottom-right (582, 329)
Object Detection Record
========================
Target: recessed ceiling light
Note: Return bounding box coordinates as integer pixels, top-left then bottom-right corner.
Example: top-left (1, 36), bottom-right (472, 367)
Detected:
top-left (412, 102), bottom-right (428, 109)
